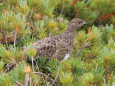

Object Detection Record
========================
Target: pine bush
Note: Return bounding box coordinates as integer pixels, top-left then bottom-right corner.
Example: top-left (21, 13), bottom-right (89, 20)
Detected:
top-left (0, 0), bottom-right (114, 86)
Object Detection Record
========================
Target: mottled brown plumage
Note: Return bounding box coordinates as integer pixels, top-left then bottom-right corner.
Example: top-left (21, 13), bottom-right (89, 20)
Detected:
top-left (29, 18), bottom-right (86, 60)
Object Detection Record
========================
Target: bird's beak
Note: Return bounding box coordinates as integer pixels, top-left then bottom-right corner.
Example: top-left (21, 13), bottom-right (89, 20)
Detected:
top-left (83, 21), bottom-right (87, 25)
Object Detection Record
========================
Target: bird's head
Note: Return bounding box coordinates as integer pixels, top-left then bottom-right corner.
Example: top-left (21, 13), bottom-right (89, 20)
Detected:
top-left (69, 18), bottom-right (87, 30)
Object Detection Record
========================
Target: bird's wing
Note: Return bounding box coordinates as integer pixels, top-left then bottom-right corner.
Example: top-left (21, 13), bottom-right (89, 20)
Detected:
top-left (32, 37), bottom-right (57, 58)
top-left (52, 41), bottom-right (71, 60)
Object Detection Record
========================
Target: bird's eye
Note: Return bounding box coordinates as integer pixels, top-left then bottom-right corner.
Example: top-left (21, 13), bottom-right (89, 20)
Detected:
top-left (78, 22), bottom-right (82, 24)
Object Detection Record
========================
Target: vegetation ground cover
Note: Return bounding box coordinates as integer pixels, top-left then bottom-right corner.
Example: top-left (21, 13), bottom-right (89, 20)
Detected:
top-left (0, 0), bottom-right (115, 86)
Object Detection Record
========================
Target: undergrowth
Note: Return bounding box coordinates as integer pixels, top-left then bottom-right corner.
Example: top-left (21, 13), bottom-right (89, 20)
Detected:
top-left (0, 0), bottom-right (115, 86)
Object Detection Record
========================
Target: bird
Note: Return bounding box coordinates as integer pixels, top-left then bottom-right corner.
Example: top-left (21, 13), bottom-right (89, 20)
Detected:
top-left (25, 18), bottom-right (87, 61)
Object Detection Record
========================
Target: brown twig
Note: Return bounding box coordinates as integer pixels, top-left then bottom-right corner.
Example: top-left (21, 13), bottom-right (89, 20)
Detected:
top-left (15, 33), bottom-right (27, 44)
top-left (103, 66), bottom-right (115, 75)
top-left (16, 81), bottom-right (23, 86)
top-left (33, 71), bottom-right (54, 83)
top-left (24, 73), bottom-right (29, 86)
top-left (28, 9), bottom-right (33, 22)
top-left (75, 39), bottom-right (90, 57)
top-left (34, 60), bottom-right (40, 72)
top-left (5, 58), bottom-right (17, 72)
top-left (14, 31), bottom-right (17, 47)
top-left (5, 32), bottom-right (9, 48)
top-left (31, 57), bottom-right (35, 72)
top-left (83, 57), bottom-right (90, 61)
top-left (51, 67), bottom-right (60, 86)
top-left (32, 59), bottom-right (56, 85)
top-left (59, 4), bottom-right (64, 16)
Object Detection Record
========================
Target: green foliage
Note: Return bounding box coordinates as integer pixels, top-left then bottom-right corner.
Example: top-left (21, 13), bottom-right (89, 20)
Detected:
top-left (25, 45), bottom-right (37, 57)
top-left (0, 0), bottom-right (115, 86)
top-left (100, 47), bottom-right (115, 67)
top-left (0, 60), bottom-right (4, 71)
top-left (59, 71), bottom-right (74, 85)
top-left (0, 73), bottom-right (12, 86)
top-left (81, 72), bottom-right (95, 85)
top-left (46, 59), bottom-right (59, 74)
top-left (0, 45), bottom-right (24, 63)
top-left (9, 62), bottom-right (26, 84)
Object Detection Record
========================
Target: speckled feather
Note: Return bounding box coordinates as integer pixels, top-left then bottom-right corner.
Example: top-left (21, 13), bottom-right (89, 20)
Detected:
top-left (29, 18), bottom-right (86, 60)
